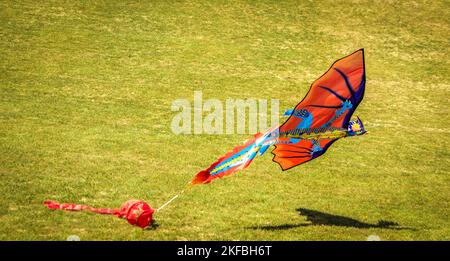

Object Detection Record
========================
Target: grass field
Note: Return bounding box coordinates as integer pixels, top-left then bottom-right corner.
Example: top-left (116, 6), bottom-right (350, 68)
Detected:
top-left (1, 0), bottom-right (449, 240)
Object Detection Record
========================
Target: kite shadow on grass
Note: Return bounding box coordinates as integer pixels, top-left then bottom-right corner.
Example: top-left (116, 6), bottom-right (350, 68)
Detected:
top-left (249, 208), bottom-right (414, 231)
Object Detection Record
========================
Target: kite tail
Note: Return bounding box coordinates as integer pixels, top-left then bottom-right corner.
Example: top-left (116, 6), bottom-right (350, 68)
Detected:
top-left (43, 199), bottom-right (155, 228)
top-left (191, 170), bottom-right (212, 185)
top-left (43, 200), bottom-right (120, 215)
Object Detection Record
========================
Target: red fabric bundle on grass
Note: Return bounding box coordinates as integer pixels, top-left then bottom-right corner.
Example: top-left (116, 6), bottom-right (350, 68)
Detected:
top-left (43, 199), bottom-right (154, 228)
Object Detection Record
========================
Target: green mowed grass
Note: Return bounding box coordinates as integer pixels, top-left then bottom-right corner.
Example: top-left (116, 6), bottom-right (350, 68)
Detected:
top-left (1, 0), bottom-right (449, 240)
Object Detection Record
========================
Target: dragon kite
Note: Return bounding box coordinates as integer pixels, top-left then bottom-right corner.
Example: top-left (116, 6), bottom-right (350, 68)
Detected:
top-left (44, 49), bottom-right (368, 228)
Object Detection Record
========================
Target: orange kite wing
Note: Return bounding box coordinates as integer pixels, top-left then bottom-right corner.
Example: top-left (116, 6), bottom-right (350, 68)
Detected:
top-left (272, 49), bottom-right (366, 171)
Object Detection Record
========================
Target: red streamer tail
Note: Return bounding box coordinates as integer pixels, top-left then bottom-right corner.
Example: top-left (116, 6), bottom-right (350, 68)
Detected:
top-left (43, 199), bottom-right (155, 228)
top-left (43, 200), bottom-right (120, 216)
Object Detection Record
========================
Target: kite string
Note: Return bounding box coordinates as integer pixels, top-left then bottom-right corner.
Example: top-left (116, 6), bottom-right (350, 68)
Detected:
top-left (156, 194), bottom-right (179, 212)
top-left (156, 183), bottom-right (193, 212)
